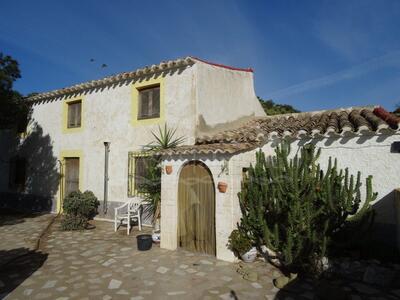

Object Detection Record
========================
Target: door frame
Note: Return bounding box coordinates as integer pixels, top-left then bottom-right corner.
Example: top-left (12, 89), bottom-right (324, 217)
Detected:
top-left (177, 160), bottom-right (216, 255)
top-left (58, 150), bottom-right (84, 212)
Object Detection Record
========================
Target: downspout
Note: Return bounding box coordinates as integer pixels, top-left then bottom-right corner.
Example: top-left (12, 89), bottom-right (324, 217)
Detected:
top-left (103, 141), bottom-right (110, 214)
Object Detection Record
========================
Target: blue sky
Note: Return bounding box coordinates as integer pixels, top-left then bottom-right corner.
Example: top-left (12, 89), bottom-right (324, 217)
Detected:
top-left (1, 0), bottom-right (399, 112)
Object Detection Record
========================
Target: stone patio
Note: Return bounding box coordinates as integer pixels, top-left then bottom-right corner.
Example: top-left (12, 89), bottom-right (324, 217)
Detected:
top-left (0, 212), bottom-right (398, 299)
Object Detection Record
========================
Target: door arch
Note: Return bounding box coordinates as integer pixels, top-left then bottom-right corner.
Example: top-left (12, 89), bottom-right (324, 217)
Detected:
top-left (178, 161), bottom-right (216, 255)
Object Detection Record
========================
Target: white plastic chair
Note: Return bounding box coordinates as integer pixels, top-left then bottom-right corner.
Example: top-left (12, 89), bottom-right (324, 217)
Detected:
top-left (114, 199), bottom-right (142, 235)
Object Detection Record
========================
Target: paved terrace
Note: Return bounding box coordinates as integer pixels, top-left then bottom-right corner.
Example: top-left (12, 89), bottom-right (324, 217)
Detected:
top-left (0, 212), bottom-right (398, 300)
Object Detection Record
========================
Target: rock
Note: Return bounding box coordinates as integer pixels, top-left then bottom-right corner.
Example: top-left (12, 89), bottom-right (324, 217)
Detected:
top-left (243, 271), bottom-right (258, 282)
top-left (272, 270), bottom-right (282, 278)
top-left (321, 256), bottom-right (330, 271)
top-left (270, 258), bottom-right (282, 267)
top-left (273, 276), bottom-right (290, 289)
top-left (236, 262), bottom-right (258, 282)
top-left (363, 265), bottom-right (395, 287)
top-left (289, 273), bottom-right (297, 280)
top-left (261, 245), bottom-right (277, 257)
top-left (273, 273), bottom-right (298, 289)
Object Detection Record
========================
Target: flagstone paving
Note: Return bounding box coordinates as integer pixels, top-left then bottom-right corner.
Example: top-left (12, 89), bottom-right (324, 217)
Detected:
top-left (0, 213), bottom-right (398, 299)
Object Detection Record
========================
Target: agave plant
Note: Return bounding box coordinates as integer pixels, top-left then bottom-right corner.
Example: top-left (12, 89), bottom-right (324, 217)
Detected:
top-left (140, 124), bottom-right (185, 224)
top-left (143, 123), bottom-right (185, 152)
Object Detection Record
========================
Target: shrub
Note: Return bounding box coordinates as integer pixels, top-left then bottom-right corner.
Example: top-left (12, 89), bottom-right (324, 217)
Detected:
top-left (61, 190), bottom-right (99, 230)
top-left (237, 143), bottom-right (376, 275)
top-left (228, 229), bottom-right (253, 256)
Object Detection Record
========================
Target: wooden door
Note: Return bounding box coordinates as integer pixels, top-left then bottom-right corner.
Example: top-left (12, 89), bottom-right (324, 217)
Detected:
top-left (178, 162), bottom-right (215, 255)
top-left (65, 158), bottom-right (80, 196)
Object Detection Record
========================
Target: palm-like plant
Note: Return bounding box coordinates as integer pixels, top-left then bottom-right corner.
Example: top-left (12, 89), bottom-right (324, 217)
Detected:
top-left (140, 124), bottom-right (185, 224)
top-left (143, 123), bottom-right (185, 152)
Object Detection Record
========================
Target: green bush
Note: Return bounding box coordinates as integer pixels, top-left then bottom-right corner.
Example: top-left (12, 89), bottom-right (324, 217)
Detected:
top-left (61, 190), bottom-right (99, 230)
top-left (228, 229), bottom-right (253, 256)
top-left (237, 143), bottom-right (376, 275)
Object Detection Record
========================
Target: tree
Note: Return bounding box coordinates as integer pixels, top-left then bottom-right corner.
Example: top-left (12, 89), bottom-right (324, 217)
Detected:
top-left (394, 103), bottom-right (400, 117)
top-left (0, 53), bottom-right (30, 130)
top-left (258, 97), bottom-right (299, 115)
top-left (237, 143), bottom-right (376, 275)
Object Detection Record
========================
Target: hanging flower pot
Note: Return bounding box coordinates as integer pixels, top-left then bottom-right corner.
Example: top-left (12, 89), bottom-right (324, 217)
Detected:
top-left (218, 182), bottom-right (228, 193)
top-left (165, 165), bottom-right (173, 175)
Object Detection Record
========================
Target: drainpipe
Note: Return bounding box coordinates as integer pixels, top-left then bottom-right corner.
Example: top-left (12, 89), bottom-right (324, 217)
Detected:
top-left (103, 141), bottom-right (110, 214)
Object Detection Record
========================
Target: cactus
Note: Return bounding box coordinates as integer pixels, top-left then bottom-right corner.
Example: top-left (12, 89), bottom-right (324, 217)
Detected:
top-left (237, 142), bottom-right (376, 275)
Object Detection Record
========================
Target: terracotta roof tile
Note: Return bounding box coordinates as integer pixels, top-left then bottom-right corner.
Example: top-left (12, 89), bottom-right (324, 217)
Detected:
top-left (162, 106), bottom-right (400, 155)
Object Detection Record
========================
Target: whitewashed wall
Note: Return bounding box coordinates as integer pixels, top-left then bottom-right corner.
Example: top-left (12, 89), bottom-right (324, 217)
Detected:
top-left (160, 132), bottom-right (400, 261)
top-left (0, 66), bottom-right (197, 215)
top-left (229, 133), bottom-right (400, 226)
top-left (160, 153), bottom-right (235, 262)
top-left (0, 59), bottom-right (266, 218)
top-left (195, 62), bottom-right (266, 136)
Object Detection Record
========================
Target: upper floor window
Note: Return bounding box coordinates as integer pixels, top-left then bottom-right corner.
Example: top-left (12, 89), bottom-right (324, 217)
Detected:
top-left (138, 85), bottom-right (160, 120)
top-left (67, 101), bottom-right (82, 128)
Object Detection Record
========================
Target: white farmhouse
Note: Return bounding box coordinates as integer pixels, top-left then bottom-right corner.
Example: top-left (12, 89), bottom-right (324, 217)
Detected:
top-left (1, 57), bottom-right (399, 262)
top-left (0, 57), bottom-right (265, 220)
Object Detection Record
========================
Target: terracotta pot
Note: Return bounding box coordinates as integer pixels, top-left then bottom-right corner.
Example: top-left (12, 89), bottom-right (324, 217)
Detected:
top-left (165, 165), bottom-right (173, 175)
top-left (217, 182), bottom-right (228, 193)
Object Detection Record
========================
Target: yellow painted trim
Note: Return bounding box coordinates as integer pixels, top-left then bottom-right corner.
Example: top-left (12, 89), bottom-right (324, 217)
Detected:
top-left (62, 96), bottom-right (84, 133)
top-left (58, 150), bottom-right (84, 212)
top-left (127, 152), bottom-right (151, 197)
top-left (131, 77), bottom-right (165, 126)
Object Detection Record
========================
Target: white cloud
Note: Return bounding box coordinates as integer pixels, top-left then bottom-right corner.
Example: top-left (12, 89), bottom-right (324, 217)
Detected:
top-left (267, 50), bottom-right (400, 98)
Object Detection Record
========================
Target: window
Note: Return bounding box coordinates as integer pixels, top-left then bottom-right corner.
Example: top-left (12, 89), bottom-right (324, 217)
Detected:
top-left (9, 157), bottom-right (27, 190)
top-left (64, 158), bottom-right (80, 196)
top-left (67, 101), bottom-right (82, 128)
top-left (137, 86), bottom-right (160, 120)
top-left (128, 153), bottom-right (152, 196)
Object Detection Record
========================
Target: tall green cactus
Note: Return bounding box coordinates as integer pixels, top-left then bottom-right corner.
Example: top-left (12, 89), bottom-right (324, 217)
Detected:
top-left (237, 143), bottom-right (376, 274)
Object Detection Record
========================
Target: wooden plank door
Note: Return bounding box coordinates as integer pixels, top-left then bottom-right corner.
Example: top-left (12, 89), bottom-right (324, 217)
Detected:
top-left (178, 162), bottom-right (215, 255)
top-left (65, 158), bottom-right (80, 196)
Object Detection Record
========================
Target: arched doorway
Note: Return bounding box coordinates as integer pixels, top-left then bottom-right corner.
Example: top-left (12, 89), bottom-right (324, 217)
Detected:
top-left (178, 161), bottom-right (216, 256)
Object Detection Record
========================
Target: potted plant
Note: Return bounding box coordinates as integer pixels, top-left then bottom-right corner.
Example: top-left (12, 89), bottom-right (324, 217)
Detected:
top-left (228, 229), bottom-right (257, 262)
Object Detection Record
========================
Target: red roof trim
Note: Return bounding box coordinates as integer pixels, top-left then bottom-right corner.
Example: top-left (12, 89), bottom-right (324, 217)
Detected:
top-left (190, 56), bottom-right (254, 73)
top-left (373, 106), bottom-right (400, 127)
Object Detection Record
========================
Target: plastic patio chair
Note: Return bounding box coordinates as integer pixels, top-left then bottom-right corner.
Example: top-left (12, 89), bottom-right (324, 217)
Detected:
top-left (114, 199), bottom-right (142, 235)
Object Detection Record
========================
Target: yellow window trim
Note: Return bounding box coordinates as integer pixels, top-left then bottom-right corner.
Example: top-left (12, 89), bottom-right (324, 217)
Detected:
top-left (127, 151), bottom-right (152, 197)
top-left (131, 77), bottom-right (165, 126)
top-left (62, 96), bottom-right (84, 133)
top-left (57, 150), bottom-right (84, 212)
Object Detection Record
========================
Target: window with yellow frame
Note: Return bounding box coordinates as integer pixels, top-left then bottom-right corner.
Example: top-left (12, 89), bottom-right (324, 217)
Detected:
top-left (131, 77), bottom-right (165, 126)
top-left (127, 151), bottom-right (153, 197)
top-left (62, 97), bottom-right (84, 133)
